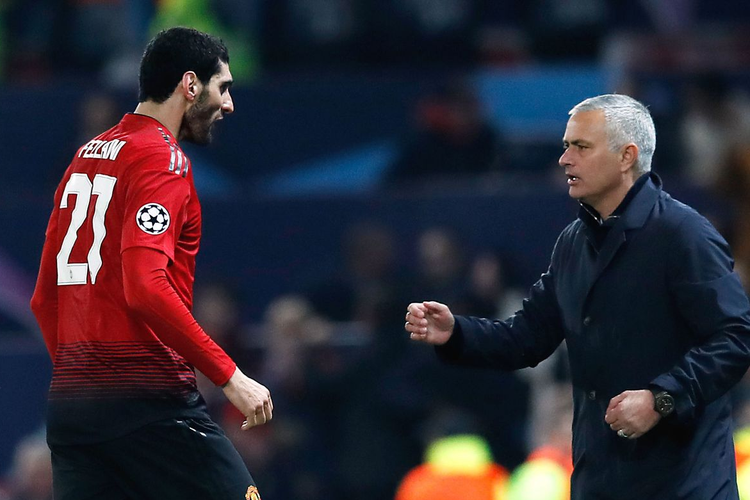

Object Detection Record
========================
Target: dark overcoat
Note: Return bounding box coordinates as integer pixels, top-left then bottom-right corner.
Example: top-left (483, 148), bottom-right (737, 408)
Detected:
top-left (438, 173), bottom-right (750, 499)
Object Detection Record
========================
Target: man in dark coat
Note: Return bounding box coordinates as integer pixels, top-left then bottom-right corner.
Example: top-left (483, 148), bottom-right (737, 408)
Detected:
top-left (405, 94), bottom-right (750, 499)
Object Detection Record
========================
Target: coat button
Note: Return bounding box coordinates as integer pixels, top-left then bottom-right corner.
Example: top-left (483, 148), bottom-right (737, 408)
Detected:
top-left (583, 316), bottom-right (592, 326)
top-left (588, 391), bottom-right (596, 400)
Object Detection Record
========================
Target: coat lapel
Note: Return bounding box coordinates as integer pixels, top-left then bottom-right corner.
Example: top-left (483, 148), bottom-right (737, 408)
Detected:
top-left (587, 225), bottom-right (626, 292)
top-left (582, 173), bottom-right (662, 298)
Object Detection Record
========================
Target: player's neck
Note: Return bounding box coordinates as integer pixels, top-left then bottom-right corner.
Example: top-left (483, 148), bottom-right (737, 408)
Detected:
top-left (133, 98), bottom-right (185, 140)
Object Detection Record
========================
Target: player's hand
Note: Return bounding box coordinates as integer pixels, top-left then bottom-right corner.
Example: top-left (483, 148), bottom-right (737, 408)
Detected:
top-left (405, 301), bottom-right (455, 345)
top-left (604, 390), bottom-right (660, 439)
top-left (222, 367), bottom-right (273, 431)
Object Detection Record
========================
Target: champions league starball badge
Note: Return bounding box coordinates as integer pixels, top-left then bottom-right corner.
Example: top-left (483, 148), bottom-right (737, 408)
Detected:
top-left (136, 203), bottom-right (171, 235)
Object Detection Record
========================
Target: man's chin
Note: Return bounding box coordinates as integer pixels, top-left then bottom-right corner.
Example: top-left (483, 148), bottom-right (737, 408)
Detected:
top-left (180, 128), bottom-right (213, 146)
top-left (568, 186), bottom-right (583, 199)
top-left (179, 111), bottom-right (219, 144)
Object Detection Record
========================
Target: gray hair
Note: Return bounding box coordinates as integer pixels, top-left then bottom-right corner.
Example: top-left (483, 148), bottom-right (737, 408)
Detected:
top-left (569, 94), bottom-right (656, 174)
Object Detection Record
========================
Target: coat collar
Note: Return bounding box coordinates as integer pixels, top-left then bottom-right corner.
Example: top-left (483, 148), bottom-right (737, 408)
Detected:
top-left (618, 172), bottom-right (662, 230)
top-left (578, 172), bottom-right (661, 231)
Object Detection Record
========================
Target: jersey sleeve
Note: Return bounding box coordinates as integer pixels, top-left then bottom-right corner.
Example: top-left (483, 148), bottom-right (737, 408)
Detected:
top-left (30, 186), bottom-right (64, 361)
top-left (122, 246), bottom-right (236, 386)
top-left (121, 151), bottom-right (191, 262)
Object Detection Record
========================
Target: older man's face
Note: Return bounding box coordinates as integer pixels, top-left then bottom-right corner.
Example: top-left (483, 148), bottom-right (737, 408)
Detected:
top-left (559, 109), bottom-right (632, 217)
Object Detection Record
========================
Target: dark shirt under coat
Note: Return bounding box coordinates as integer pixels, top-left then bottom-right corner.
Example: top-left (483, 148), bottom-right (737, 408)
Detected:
top-left (437, 172), bottom-right (750, 499)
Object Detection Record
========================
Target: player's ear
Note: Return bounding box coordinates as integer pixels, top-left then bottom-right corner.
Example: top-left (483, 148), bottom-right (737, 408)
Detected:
top-left (181, 72), bottom-right (199, 102)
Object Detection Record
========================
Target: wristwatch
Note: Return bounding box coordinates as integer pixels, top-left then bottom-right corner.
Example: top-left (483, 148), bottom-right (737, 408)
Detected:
top-left (650, 389), bottom-right (675, 417)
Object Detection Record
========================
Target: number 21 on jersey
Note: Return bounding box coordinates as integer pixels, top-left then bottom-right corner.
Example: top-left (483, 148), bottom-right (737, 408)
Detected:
top-left (57, 173), bottom-right (117, 286)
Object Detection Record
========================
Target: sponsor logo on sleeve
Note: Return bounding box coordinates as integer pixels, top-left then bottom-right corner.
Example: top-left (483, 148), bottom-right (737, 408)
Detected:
top-left (246, 486), bottom-right (261, 500)
top-left (135, 203), bottom-right (171, 235)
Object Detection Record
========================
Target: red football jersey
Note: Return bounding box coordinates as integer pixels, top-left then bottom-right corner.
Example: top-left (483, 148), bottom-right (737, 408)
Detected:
top-left (32, 113), bottom-right (235, 443)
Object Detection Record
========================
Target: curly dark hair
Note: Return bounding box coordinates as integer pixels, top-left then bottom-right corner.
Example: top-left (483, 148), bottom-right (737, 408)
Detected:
top-left (138, 27), bottom-right (229, 103)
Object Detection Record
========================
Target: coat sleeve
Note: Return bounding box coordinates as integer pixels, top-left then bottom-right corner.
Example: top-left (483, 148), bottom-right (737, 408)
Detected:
top-left (651, 213), bottom-right (750, 422)
top-left (436, 237), bottom-right (567, 371)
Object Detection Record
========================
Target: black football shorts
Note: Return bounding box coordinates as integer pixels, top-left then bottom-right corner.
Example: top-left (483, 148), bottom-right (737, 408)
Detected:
top-left (50, 417), bottom-right (259, 500)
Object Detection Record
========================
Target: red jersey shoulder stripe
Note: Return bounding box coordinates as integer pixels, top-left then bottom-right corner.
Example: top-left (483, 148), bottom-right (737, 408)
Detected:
top-left (157, 127), bottom-right (190, 178)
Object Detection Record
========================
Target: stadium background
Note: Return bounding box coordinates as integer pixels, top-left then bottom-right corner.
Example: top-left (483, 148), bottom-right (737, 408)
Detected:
top-left (2, 1), bottom-right (750, 499)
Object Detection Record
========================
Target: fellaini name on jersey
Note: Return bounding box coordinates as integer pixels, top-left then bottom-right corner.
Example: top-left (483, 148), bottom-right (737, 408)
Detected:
top-left (78, 139), bottom-right (127, 161)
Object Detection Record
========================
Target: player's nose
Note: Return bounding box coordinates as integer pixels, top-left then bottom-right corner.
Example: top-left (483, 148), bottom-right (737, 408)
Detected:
top-left (222, 93), bottom-right (234, 115)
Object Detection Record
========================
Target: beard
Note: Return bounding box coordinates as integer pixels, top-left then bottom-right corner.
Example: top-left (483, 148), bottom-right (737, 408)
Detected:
top-left (180, 90), bottom-right (219, 145)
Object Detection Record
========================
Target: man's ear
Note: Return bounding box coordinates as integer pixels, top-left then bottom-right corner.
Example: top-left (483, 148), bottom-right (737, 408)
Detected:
top-left (181, 71), bottom-right (199, 101)
top-left (621, 143), bottom-right (639, 173)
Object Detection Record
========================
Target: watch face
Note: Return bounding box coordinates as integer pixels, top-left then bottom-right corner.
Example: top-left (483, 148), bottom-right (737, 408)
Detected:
top-left (656, 393), bottom-right (675, 415)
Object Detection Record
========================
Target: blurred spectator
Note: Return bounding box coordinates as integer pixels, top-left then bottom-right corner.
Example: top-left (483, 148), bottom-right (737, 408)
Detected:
top-left (453, 251), bottom-right (524, 319)
top-left (300, 225), bottom-right (482, 500)
top-left (699, 75), bottom-right (750, 275)
top-left (718, 143), bottom-right (750, 276)
top-left (386, 79), bottom-right (506, 186)
top-left (517, 345), bottom-right (571, 452)
top-left (411, 227), bottom-right (467, 305)
top-left (231, 295), bottom-right (340, 500)
top-left (395, 408), bottom-right (510, 500)
top-left (452, 249), bottom-right (562, 459)
top-left (681, 72), bottom-right (750, 190)
top-left (305, 223), bottom-right (405, 327)
top-left (260, 294), bottom-right (331, 395)
top-left (402, 229), bottom-right (532, 473)
top-left (330, 301), bottom-right (427, 500)
top-left (505, 384), bottom-right (573, 500)
top-left (192, 282), bottom-right (257, 419)
top-left (2, 431), bottom-right (52, 500)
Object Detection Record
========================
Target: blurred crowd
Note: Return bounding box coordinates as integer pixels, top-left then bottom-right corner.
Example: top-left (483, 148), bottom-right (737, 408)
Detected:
top-left (3, 1), bottom-right (750, 85)
top-left (1, 0), bottom-right (259, 86)
top-left (191, 223), bottom-right (536, 500)
top-left (3, 1), bottom-right (750, 499)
